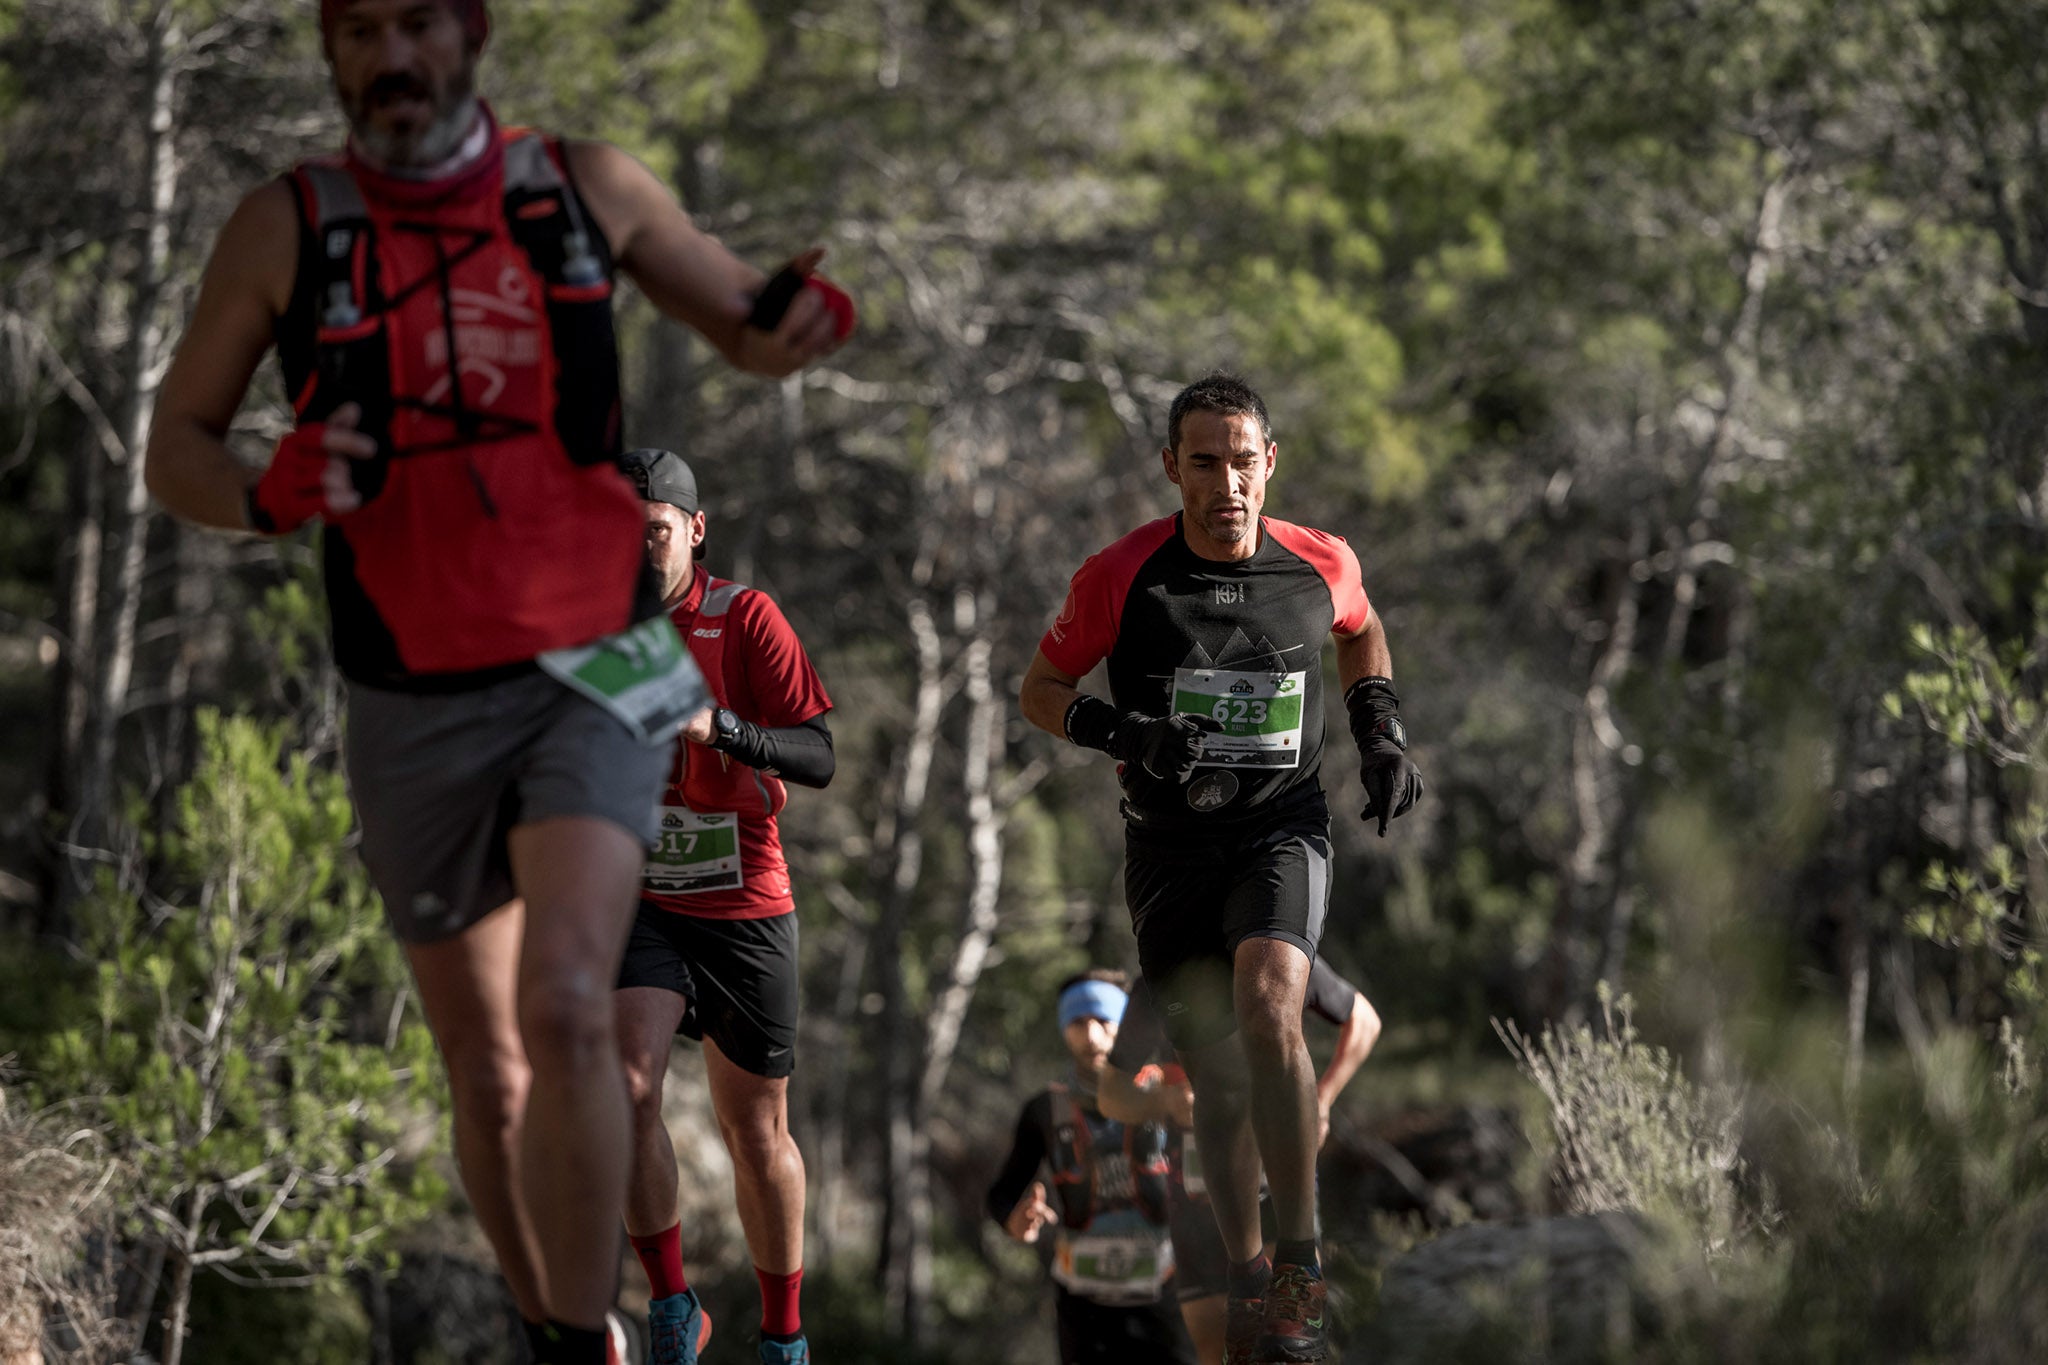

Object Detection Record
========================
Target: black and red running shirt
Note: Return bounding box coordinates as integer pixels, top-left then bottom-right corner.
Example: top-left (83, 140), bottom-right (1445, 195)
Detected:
top-left (1040, 514), bottom-right (1370, 833)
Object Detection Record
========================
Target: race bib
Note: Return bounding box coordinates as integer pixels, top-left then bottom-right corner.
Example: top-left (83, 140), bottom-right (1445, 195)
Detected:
top-left (1053, 1220), bottom-right (1174, 1305)
top-left (538, 615), bottom-right (709, 746)
top-left (1171, 667), bottom-right (1307, 769)
top-left (643, 806), bottom-right (744, 895)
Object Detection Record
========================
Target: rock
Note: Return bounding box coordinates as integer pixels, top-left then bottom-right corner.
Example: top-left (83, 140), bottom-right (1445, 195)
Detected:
top-left (380, 1250), bottom-right (524, 1364)
top-left (1326, 1104), bottom-right (1527, 1230)
top-left (1371, 1213), bottom-right (1700, 1364)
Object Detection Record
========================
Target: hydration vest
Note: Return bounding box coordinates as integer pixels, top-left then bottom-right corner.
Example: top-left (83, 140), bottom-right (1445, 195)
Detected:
top-left (279, 118), bottom-right (650, 685)
top-left (1044, 1083), bottom-right (1173, 1230)
top-left (670, 576), bottom-right (787, 821)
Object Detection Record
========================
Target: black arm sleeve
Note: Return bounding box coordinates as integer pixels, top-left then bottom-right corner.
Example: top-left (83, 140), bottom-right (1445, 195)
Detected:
top-left (1304, 958), bottom-right (1360, 1028)
top-left (985, 1093), bottom-right (1053, 1226)
top-left (715, 713), bottom-right (835, 789)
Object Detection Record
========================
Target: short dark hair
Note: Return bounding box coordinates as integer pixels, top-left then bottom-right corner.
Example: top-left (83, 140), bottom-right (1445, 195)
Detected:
top-left (1167, 371), bottom-right (1272, 452)
top-left (1056, 967), bottom-right (1130, 999)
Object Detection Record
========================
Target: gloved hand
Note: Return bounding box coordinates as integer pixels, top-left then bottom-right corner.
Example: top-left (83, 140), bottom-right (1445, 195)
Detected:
top-left (1114, 712), bottom-right (1223, 783)
top-left (1359, 744), bottom-right (1424, 837)
top-left (1346, 677), bottom-right (1424, 836)
top-left (244, 402), bottom-right (378, 534)
top-left (746, 258), bottom-right (858, 341)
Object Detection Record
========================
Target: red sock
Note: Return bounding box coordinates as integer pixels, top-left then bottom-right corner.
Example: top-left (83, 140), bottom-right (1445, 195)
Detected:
top-left (629, 1223), bottom-right (689, 1300)
top-left (756, 1265), bottom-right (803, 1340)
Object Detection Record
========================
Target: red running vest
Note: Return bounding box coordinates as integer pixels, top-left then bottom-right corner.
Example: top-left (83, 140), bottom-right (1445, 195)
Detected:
top-left (278, 110), bottom-right (650, 688)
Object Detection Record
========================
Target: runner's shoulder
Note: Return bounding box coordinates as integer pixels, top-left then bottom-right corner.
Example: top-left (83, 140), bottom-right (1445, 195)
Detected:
top-left (1079, 515), bottom-right (1180, 582)
top-left (1261, 516), bottom-right (1354, 558)
top-left (1261, 517), bottom-right (1363, 588)
top-left (210, 178), bottom-right (301, 319)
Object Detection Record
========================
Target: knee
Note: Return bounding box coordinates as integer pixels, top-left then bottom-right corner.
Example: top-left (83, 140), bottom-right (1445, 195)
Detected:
top-left (441, 1037), bottom-right (530, 1131)
top-left (719, 1108), bottom-right (793, 1179)
top-left (1237, 999), bottom-right (1304, 1060)
top-left (517, 970), bottom-right (617, 1072)
top-left (621, 1051), bottom-right (668, 1118)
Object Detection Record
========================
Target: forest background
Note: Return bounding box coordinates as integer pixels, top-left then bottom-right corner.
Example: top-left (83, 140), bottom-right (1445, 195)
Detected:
top-left (2, 0), bottom-right (2046, 1361)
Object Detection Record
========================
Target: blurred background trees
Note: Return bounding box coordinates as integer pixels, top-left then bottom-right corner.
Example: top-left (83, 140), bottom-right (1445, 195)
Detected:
top-left (2, 0), bottom-right (2045, 1361)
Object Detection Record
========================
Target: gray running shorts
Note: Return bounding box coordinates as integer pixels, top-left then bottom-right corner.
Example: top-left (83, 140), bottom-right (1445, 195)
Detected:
top-left (345, 670), bottom-right (668, 943)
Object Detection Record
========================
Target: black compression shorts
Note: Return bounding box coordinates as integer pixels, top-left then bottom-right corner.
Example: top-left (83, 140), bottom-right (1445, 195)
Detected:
top-left (1125, 812), bottom-right (1331, 1051)
top-left (616, 906), bottom-right (799, 1078)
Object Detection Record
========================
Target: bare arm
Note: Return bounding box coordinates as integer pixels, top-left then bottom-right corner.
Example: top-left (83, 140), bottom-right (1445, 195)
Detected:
top-left (144, 181), bottom-right (300, 529)
top-left (1334, 604), bottom-right (1393, 689)
top-left (1315, 992), bottom-right (1380, 1141)
top-left (1019, 648), bottom-right (1087, 739)
top-left (566, 140), bottom-right (842, 377)
top-left (1099, 1063), bottom-right (1195, 1129)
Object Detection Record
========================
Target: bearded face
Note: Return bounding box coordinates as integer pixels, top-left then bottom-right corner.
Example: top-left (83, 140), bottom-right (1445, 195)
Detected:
top-left (326, 2), bottom-right (483, 168)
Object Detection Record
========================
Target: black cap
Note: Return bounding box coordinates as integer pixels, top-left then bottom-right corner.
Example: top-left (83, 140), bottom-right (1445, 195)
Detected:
top-left (620, 448), bottom-right (698, 513)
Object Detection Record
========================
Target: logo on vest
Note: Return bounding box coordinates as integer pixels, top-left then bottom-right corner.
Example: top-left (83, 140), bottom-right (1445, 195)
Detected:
top-left (693, 628), bottom-right (722, 639)
top-left (1214, 582), bottom-right (1245, 605)
top-left (1187, 770), bottom-right (1240, 812)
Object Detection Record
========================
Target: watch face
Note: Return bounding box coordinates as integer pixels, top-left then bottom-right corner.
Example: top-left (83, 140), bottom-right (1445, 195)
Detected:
top-left (1377, 716), bottom-right (1408, 751)
top-left (716, 708), bottom-right (741, 736)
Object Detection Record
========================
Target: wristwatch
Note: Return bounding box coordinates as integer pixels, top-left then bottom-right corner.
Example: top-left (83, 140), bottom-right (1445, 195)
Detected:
top-left (1372, 715), bottom-right (1408, 751)
top-left (712, 707), bottom-right (744, 749)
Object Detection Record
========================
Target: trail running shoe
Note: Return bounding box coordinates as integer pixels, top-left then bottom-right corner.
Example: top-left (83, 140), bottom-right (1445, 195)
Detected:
top-left (1224, 1294), bottom-right (1265, 1365)
top-left (758, 1336), bottom-right (812, 1365)
top-left (605, 1311), bottom-right (631, 1365)
top-left (646, 1288), bottom-right (713, 1365)
top-left (1257, 1262), bottom-right (1330, 1362)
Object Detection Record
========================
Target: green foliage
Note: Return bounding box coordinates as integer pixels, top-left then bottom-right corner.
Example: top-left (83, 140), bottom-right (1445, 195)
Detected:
top-left (1888, 611), bottom-right (2048, 1017)
top-left (30, 710), bottom-right (442, 1291)
top-left (1499, 986), bottom-right (1760, 1258)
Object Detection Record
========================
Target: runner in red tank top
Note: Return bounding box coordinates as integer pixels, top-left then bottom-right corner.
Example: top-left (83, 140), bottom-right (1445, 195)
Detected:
top-left (608, 451), bottom-right (834, 1365)
top-left (142, 7), bottom-right (854, 1364)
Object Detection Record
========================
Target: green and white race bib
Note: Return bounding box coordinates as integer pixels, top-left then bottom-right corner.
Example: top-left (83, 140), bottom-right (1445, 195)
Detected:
top-left (538, 615), bottom-right (708, 747)
top-left (1053, 1222), bottom-right (1174, 1305)
top-left (643, 806), bottom-right (744, 895)
top-left (1171, 667), bottom-right (1307, 769)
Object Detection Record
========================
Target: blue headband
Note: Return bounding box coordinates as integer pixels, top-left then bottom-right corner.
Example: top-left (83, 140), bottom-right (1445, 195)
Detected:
top-left (1058, 980), bottom-right (1127, 1032)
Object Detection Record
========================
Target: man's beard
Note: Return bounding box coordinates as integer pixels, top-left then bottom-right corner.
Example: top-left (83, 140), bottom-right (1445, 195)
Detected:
top-left (345, 63), bottom-right (480, 169)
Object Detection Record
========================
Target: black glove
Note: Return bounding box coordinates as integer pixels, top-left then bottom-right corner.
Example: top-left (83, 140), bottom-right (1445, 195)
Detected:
top-left (1345, 678), bottom-right (1424, 837)
top-left (1113, 713), bottom-right (1224, 783)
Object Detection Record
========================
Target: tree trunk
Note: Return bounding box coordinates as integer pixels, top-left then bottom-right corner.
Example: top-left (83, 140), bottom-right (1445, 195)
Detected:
top-left (65, 3), bottom-right (182, 924)
top-left (1541, 523), bottom-right (1648, 1019)
top-left (157, 1185), bottom-right (207, 1365)
top-left (811, 894), bottom-right (870, 1270)
top-left (872, 597), bottom-right (944, 1338)
top-left (892, 619), bottom-right (1010, 1345)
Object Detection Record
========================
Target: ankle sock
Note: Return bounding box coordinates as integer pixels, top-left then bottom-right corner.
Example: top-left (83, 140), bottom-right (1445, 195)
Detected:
top-left (757, 1264), bottom-right (803, 1340)
top-left (1274, 1238), bottom-right (1322, 1275)
top-left (528, 1320), bottom-right (607, 1365)
top-left (630, 1221), bottom-right (690, 1300)
top-left (1227, 1253), bottom-right (1272, 1299)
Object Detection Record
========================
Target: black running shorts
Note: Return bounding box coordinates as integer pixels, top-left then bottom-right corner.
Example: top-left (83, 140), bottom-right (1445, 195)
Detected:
top-left (345, 671), bottom-right (668, 944)
top-left (1125, 812), bottom-right (1331, 1051)
top-left (616, 906), bottom-right (800, 1079)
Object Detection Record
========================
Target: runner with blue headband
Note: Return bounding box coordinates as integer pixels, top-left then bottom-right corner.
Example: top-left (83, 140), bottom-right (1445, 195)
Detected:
top-left (987, 970), bottom-right (1195, 1365)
